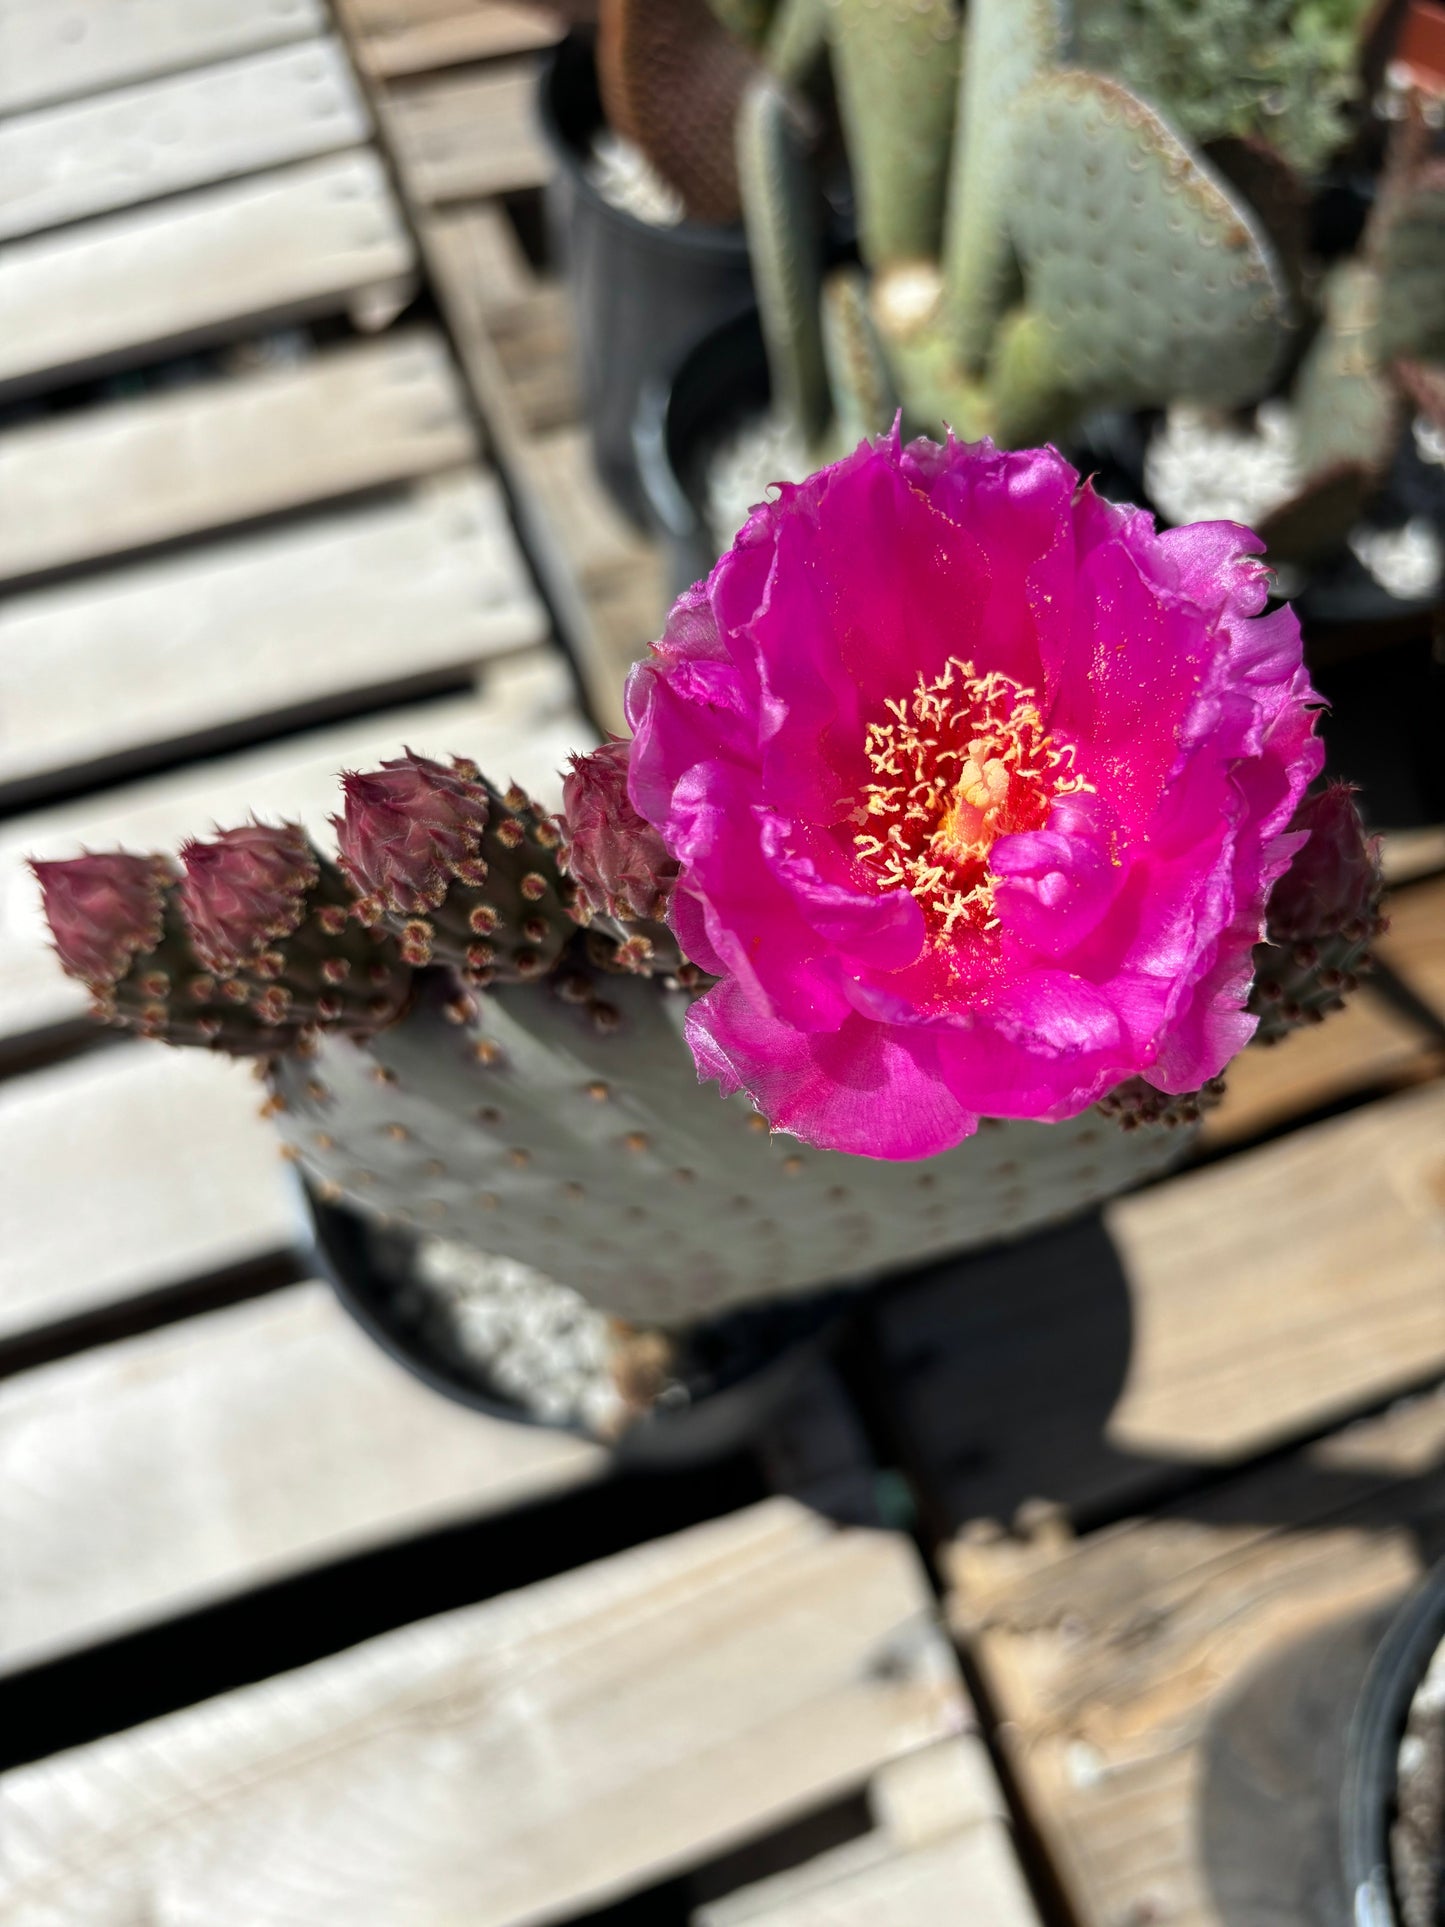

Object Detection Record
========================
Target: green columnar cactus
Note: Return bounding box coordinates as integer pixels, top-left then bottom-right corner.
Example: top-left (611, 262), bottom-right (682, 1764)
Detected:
top-left (742, 0), bottom-right (1292, 462)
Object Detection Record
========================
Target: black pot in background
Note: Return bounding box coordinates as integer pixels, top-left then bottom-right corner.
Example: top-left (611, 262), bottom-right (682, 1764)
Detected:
top-left (297, 1174), bottom-right (852, 1469)
top-left (634, 306), bottom-right (773, 599)
top-left (1342, 1561), bottom-right (1445, 1926)
top-left (539, 33), bottom-right (755, 529)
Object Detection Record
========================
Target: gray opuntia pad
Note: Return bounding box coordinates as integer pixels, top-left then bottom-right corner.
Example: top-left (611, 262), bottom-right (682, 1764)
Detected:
top-left (275, 967), bottom-right (1192, 1328)
top-left (1004, 71), bottom-right (1290, 418)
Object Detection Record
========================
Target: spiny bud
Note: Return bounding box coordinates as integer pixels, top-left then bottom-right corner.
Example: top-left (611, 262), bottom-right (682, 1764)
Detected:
top-left (1250, 784), bottom-right (1387, 1044)
top-left (1264, 784), bottom-right (1384, 945)
top-left (561, 737), bottom-right (679, 925)
top-left (1097, 1076), bottom-right (1226, 1131)
top-left (31, 851), bottom-right (172, 991)
top-left (333, 751), bottom-right (490, 916)
top-left (179, 821), bottom-right (317, 973)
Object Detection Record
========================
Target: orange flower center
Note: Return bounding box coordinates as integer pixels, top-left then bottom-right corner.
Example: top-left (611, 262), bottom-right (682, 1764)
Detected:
top-left (852, 658), bottom-right (1089, 939)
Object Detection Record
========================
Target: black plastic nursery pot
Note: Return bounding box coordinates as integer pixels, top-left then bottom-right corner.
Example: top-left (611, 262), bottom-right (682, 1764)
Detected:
top-left (1342, 1561), bottom-right (1445, 1926)
top-left (538, 32), bottom-right (756, 529)
top-left (633, 305), bottom-right (773, 599)
top-left (295, 1174), bottom-right (853, 1469)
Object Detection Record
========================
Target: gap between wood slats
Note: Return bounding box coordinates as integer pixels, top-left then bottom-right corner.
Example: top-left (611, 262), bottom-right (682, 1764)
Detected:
top-left (0, 37), bottom-right (371, 242)
top-left (0, 471), bottom-right (548, 811)
top-left (0, 0), bottom-right (328, 116)
top-left (0, 1456), bottom-right (766, 1773)
top-left (0, 149), bottom-right (415, 399)
top-left (0, 328), bottom-right (476, 588)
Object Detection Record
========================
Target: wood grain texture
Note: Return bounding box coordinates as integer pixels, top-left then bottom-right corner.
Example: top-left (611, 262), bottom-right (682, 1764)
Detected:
top-left (382, 61), bottom-right (550, 202)
top-left (0, 38), bottom-right (370, 242)
top-left (0, 331), bottom-right (475, 585)
top-left (0, 1046), bottom-right (293, 1344)
top-left (1200, 991), bottom-right (1438, 1147)
top-left (0, 150), bottom-right (415, 398)
top-left (0, 1280), bottom-right (601, 1674)
top-left (0, 1501), bottom-right (967, 1925)
top-left (0, 473), bottom-right (548, 804)
top-left (0, 656), bottom-right (586, 1049)
top-left (876, 1083), bottom-right (1445, 1532)
top-left (340, 0), bottom-right (562, 77)
top-left (0, 0), bottom-right (326, 115)
top-left (1379, 872), bottom-right (1445, 1020)
top-left (1382, 823), bottom-right (1445, 886)
top-left (947, 1387), bottom-right (1445, 1926)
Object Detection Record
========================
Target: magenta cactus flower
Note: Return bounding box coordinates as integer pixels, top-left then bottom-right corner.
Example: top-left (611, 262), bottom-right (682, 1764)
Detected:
top-left (29, 851), bottom-right (172, 992)
top-left (333, 752), bottom-right (490, 919)
top-left (562, 737), bottom-right (679, 923)
top-left (626, 431), bottom-right (1325, 1159)
top-left (179, 821), bottom-right (318, 973)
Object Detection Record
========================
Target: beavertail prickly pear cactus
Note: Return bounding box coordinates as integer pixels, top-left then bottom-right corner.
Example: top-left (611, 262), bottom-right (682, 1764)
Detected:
top-left (34, 435), bottom-right (1383, 1341)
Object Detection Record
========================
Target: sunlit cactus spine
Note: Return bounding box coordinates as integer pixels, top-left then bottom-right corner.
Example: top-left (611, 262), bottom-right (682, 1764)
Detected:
top-left (33, 745), bottom-right (1383, 1328)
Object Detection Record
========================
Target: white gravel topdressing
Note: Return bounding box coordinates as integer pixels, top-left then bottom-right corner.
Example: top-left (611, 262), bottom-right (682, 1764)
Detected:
top-left (585, 131), bottom-right (685, 228)
top-left (704, 410), bottom-right (811, 554)
top-left (1145, 401), bottom-right (1302, 528)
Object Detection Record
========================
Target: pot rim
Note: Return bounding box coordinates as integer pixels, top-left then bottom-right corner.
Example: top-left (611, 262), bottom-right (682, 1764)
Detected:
top-left (1341, 1558), bottom-right (1445, 1926)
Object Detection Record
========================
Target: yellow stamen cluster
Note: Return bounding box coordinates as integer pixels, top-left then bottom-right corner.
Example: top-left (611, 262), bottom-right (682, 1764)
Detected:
top-left (853, 658), bottom-right (1088, 939)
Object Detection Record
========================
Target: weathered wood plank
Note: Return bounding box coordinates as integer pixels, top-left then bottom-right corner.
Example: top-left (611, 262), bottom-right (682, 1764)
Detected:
top-left (696, 1823), bottom-right (1041, 1926)
top-left (0, 1501), bottom-right (967, 1925)
top-left (1201, 993), bottom-right (1437, 1146)
top-left (1382, 823), bottom-right (1445, 886)
top-left (947, 1387), bottom-right (1445, 1927)
top-left (0, 39), bottom-right (370, 242)
top-left (0, 331), bottom-right (475, 585)
top-left (0, 472), bottom-right (548, 806)
top-left (0, 151), bottom-right (415, 399)
top-left (382, 61), bottom-right (550, 202)
top-left (1379, 871), bottom-right (1445, 1020)
top-left (340, 0), bottom-right (562, 78)
top-left (0, 657), bottom-right (585, 1050)
top-left (0, 0), bottom-right (326, 115)
top-left (424, 207), bottom-right (667, 733)
top-left (0, 1280), bottom-right (601, 1675)
top-left (0, 1046), bottom-right (293, 1344)
top-left (877, 1083), bottom-right (1445, 1532)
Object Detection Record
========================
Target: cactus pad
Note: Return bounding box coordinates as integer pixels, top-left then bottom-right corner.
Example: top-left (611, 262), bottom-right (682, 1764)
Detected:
top-left (276, 967), bottom-right (1193, 1327)
top-left (1001, 71), bottom-right (1290, 424)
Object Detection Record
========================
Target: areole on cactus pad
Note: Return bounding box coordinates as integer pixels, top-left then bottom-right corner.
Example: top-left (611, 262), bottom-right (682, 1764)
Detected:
top-left (32, 432), bottom-right (1383, 1335)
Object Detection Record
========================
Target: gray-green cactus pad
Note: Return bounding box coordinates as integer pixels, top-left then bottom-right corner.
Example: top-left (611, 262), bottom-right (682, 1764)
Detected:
top-left (275, 969), bottom-right (1192, 1328)
top-left (1003, 71), bottom-right (1291, 420)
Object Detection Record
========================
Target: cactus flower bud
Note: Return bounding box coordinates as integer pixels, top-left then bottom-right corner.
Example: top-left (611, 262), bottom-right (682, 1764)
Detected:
top-left (30, 851), bottom-right (172, 990)
top-left (1249, 783), bottom-right (1386, 1042)
top-left (1262, 784), bottom-right (1383, 945)
top-left (562, 737), bottom-right (680, 925)
top-left (333, 753), bottom-right (489, 918)
top-left (179, 821), bottom-right (318, 973)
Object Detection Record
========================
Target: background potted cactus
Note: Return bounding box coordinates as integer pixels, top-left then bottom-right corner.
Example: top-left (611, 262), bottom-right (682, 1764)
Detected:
top-left (32, 432), bottom-right (1386, 1450)
top-left (639, 0), bottom-right (1445, 632)
top-left (539, 0), bottom-right (830, 523)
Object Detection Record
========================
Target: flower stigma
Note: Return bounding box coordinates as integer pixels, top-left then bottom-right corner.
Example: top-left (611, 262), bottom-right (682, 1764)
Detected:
top-left (852, 657), bottom-right (1089, 939)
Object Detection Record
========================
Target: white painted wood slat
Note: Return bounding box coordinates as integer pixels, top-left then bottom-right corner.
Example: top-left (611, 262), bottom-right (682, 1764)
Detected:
top-left (0, 473), bottom-right (549, 804)
top-left (0, 1501), bottom-right (966, 1926)
top-left (0, 1046), bottom-right (294, 1343)
top-left (0, 658), bottom-right (587, 1049)
top-left (0, 38), bottom-right (370, 242)
top-left (0, 330), bottom-right (476, 584)
top-left (0, 150), bottom-right (415, 398)
top-left (0, 0), bottom-right (326, 116)
top-left (0, 1281), bottom-right (602, 1675)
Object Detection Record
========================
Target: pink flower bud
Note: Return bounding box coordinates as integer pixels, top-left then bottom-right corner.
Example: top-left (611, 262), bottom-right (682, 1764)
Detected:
top-left (1265, 784), bottom-right (1383, 944)
top-left (179, 822), bottom-right (318, 973)
top-left (562, 737), bottom-right (679, 923)
top-left (30, 852), bottom-right (172, 989)
top-left (332, 753), bottom-right (489, 916)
